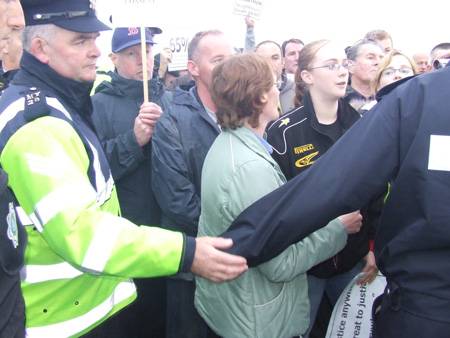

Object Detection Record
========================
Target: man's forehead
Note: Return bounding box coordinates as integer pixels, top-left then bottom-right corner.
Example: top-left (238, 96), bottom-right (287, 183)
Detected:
top-left (198, 34), bottom-right (231, 55)
top-left (285, 42), bottom-right (303, 51)
top-left (256, 44), bottom-right (281, 58)
top-left (435, 49), bottom-right (450, 59)
top-left (358, 43), bottom-right (383, 56)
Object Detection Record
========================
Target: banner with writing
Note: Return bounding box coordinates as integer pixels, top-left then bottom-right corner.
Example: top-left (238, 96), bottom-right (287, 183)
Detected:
top-left (326, 273), bottom-right (386, 338)
top-left (232, 0), bottom-right (264, 21)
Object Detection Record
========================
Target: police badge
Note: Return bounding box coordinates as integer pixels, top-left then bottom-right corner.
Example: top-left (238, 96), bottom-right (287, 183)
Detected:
top-left (6, 202), bottom-right (19, 249)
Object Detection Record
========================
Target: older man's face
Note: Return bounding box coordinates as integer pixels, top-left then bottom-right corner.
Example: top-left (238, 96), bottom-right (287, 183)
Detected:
top-left (0, 0), bottom-right (24, 44)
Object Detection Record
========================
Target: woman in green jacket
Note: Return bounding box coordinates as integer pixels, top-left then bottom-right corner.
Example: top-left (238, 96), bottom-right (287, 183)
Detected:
top-left (195, 53), bottom-right (361, 338)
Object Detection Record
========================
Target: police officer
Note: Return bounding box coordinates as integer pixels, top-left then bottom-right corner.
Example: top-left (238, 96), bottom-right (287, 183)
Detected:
top-left (224, 67), bottom-right (450, 337)
top-left (0, 1), bottom-right (247, 337)
top-left (0, 169), bottom-right (26, 338)
top-left (0, 2), bottom-right (26, 337)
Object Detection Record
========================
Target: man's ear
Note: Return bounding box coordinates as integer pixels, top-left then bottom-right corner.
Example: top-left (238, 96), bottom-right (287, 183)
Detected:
top-left (187, 60), bottom-right (199, 78)
top-left (348, 61), bottom-right (356, 75)
top-left (110, 52), bottom-right (118, 67)
top-left (29, 38), bottom-right (50, 64)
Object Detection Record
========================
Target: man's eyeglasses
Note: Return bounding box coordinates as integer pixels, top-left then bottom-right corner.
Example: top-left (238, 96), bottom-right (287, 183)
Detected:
top-left (309, 60), bottom-right (352, 71)
top-left (381, 67), bottom-right (413, 77)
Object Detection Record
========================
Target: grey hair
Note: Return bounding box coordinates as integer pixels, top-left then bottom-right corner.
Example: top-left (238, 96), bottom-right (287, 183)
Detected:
top-left (22, 24), bottom-right (57, 52)
top-left (345, 39), bottom-right (383, 61)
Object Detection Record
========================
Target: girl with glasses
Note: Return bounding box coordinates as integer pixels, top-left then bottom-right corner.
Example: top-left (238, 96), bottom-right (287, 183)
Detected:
top-left (375, 50), bottom-right (417, 92)
top-left (266, 40), bottom-right (382, 338)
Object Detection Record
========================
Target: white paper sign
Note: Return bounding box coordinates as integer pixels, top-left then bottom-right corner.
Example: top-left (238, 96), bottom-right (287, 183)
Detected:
top-left (167, 35), bottom-right (191, 71)
top-left (428, 135), bottom-right (450, 171)
top-left (232, 0), bottom-right (264, 21)
top-left (110, 0), bottom-right (161, 27)
top-left (326, 274), bottom-right (386, 338)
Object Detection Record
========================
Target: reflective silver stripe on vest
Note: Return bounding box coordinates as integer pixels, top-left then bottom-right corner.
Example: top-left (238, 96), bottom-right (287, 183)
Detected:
top-left (21, 262), bottom-right (83, 283)
top-left (86, 139), bottom-right (114, 205)
top-left (15, 206), bottom-right (33, 226)
top-left (0, 97), bottom-right (25, 132)
top-left (46, 97), bottom-right (73, 121)
top-left (32, 181), bottom-right (96, 228)
top-left (82, 214), bottom-right (126, 273)
top-left (25, 280), bottom-right (136, 338)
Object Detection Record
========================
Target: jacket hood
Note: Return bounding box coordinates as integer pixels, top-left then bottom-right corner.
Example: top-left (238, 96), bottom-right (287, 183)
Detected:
top-left (95, 71), bottom-right (164, 101)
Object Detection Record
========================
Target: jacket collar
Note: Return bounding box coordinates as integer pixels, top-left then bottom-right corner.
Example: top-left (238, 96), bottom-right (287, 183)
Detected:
top-left (13, 51), bottom-right (94, 121)
top-left (227, 126), bottom-right (280, 170)
top-left (303, 91), bottom-right (360, 135)
top-left (173, 86), bottom-right (221, 133)
top-left (95, 71), bottom-right (163, 101)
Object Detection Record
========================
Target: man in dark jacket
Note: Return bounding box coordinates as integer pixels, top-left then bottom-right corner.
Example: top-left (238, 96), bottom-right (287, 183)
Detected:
top-left (91, 26), bottom-right (167, 338)
top-left (0, 2), bottom-right (26, 337)
top-left (151, 30), bottom-right (232, 338)
top-left (224, 68), bottom-right (450, 337)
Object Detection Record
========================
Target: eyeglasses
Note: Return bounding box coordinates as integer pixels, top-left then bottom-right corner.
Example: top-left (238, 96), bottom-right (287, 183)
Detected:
top-left (381, 67), bottom-right (413, 77)
top-left (309, 60), bottom-right (352, 71)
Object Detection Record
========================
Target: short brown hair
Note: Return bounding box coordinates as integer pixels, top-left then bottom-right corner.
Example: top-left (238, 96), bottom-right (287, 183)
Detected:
top-left (212, 54), bottom-right (273, 129)
top-left (364, 29), bottom-right (393, 44)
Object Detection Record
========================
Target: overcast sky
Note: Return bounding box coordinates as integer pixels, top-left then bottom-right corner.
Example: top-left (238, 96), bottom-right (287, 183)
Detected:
top-left (96, 0), bottom-right (449, 67)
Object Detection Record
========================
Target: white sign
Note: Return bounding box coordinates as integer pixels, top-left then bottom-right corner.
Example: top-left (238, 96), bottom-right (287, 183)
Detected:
top-left (232, 0), bottom-right (264, 21)
top-left (326, 273), bottom-right (386, 338)
top-left (110, 0), bottom-right (161, 27)
top-left (168, 35), bottom-right (191, 71)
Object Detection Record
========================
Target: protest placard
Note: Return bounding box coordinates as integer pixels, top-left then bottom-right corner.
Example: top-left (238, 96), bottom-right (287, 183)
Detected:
top-left (110, 0), bottom-right (162, 102)
top-left (110, 0), bottom-right (161, 28)
top-left (326, 273), bottom-right (386, 338)
top-left (232, 0), bottom-right (264, 21)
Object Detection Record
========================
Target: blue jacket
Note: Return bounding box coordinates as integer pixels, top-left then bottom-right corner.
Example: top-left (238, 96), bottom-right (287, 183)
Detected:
top-left (224, 67), bottom-right (450, 322)
top-left (92, 72), bottom-right (170, 226)
top-left (151, 87), bottom-right (220, 236)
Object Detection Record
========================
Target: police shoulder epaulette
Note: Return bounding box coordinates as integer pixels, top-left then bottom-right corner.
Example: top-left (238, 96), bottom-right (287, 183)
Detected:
top-left (23, 87), bottom-right (51, 122)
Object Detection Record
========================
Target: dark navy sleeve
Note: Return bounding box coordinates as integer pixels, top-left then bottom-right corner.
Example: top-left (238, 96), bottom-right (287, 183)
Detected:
top-left (222, 83), bottom-right (411, 267)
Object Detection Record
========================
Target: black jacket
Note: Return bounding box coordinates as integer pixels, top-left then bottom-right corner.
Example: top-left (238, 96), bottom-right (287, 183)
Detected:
top-left (224, 67), bottom-right (450, 322)
top-left (0, 169), bottom-right (25, 338)
top-left (151, 87), bottom-right (220, 236)
top-left (92, 72), bottom-right (170, 225)
top-left (267, 93), bottom-right (380, 277)
top-left (0, 69), bottom-right (19, 95)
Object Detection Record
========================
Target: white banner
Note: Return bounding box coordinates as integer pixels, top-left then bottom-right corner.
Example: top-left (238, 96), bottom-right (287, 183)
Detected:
top-left (326, 273), bottom-right (386, 338)
top-left (232, 0), bottom-right (264, 21)
top-left (110, 0), bottom-right (161, 27)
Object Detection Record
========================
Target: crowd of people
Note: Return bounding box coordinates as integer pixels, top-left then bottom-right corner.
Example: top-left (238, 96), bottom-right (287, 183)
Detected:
top-left (1, 1), bottom-right (450, 338)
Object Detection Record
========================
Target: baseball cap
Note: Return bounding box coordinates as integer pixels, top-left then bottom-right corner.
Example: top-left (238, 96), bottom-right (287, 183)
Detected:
top-left (111, 27), bottom-right (161, 53)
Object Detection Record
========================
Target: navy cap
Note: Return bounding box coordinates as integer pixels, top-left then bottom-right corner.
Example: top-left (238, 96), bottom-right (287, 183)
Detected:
top-left (21, 0), bottom-right (110, 33)
top-left (111, 27), bottom-right (161, 53)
